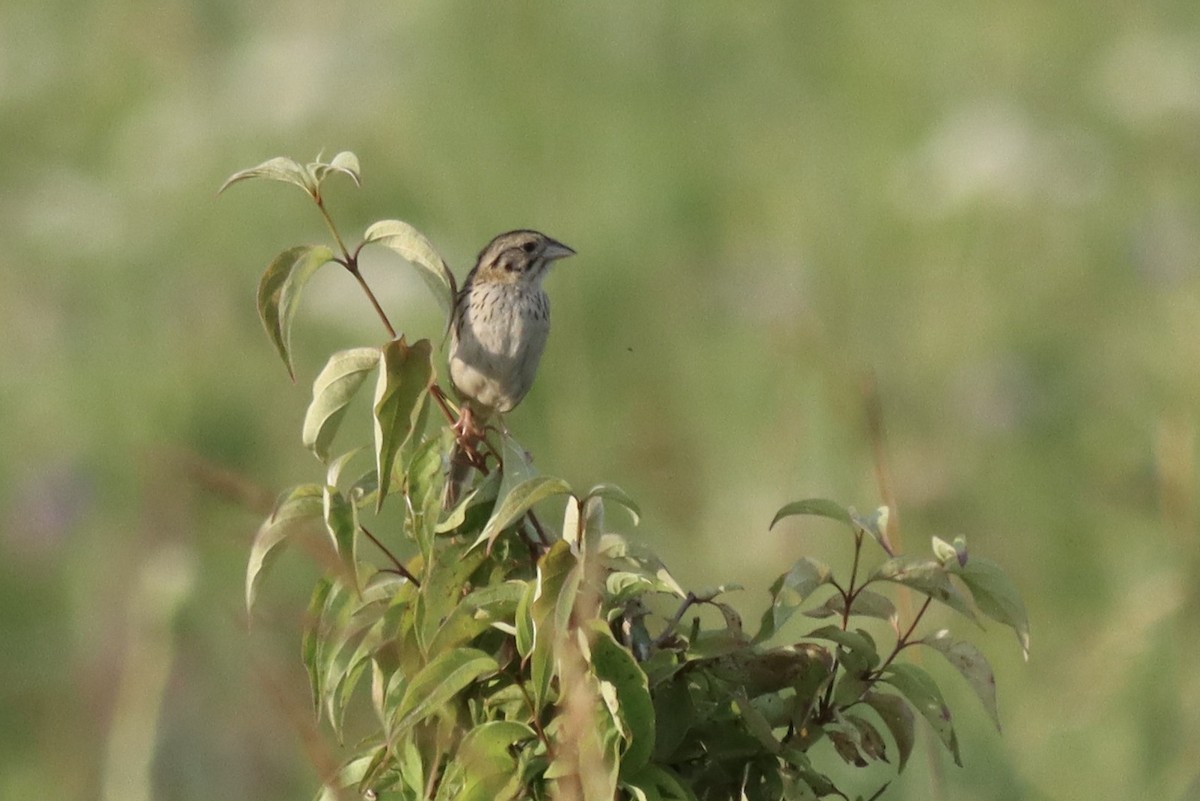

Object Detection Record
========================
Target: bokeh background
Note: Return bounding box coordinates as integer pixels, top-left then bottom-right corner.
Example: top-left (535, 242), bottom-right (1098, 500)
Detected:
top-left (3, 3), bottom-right (1199, 800)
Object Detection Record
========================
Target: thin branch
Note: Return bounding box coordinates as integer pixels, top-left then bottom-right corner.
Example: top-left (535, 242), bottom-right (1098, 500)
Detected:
top-left (359, 525), bottom-right (419, 587)
top-left (346, 262), bottom-right (398, 340)
top-left (429, 383), bottom-right (460, 426)
top-left (872, 596), bottom-right (932, 678)
top-left (654, 592), bottom-right (698, 647)
top-left (314, 195), bottom-right (352, 262)
top-left (513, 673), bottom-right (554, 758)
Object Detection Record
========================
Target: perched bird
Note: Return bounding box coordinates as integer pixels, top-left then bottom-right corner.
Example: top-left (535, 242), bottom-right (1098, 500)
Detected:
top-left (444, 230), bottom-right (575, 506)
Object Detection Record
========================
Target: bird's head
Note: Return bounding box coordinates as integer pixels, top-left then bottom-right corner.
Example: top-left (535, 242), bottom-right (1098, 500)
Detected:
top-left (472, 230), bottom-right (575, 286)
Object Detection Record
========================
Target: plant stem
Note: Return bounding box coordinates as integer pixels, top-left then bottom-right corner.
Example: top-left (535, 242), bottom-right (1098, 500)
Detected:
top-left (841, 531), bottom-right (864, 631)
top-left (514, 674), bottom-right (554, 758)
top-left (346, 264), bottom-right (398, 339)
top-left (654, 592), bottom-right (698, 647)
top-left (872, 595), bottom-right (932, 677)
top-left (314, 194), bottom-right (351, 262)
top-left (314, 194), bottom-right (398, 339)
top-left (359, 525), bottom-right (419, 587)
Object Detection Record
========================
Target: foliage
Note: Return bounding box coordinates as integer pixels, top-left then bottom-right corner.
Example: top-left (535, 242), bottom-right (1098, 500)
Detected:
top-left (224, 152), bottom-right (1029, 801)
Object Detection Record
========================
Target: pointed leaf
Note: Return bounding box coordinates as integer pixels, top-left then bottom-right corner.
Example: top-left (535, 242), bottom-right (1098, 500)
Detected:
top-left (307, 150), bottom-right (361, 188)
top-left (323, 486), bottom-right (359, 593)
top-left (391, 647), bottom-right (498, 735)
top-left (585, 483), bottom-right (641, 525)
top-left (757, 557), bottom-right (832, 643)
top-left (845, 713), bottom-right (889, 763)
top-left (316, 753), bottom-right (380, 801)
top-left (880, 662), bottom-right (961, 766)
top-left (920, 629), bottom-right (1001, 730)
top-left (863, 691), bottom-right (915, 773)
top-left (373, 337), bottom-right (434, 511)
top-left (931, 536), bottom-right (958, 566)
top-left (219, 155), bottom-right (314, 195)
top-left (770, 498), bottom-right (853, 530)
top-left (950, 557), bottom-right (1030, 660)
top-left (246, 484), bottom-right (324, 612)
top-left (850, 506), bottom-right (894, 555)
top-left (415, 544), bottom-right (488, 657)
top-left (803, 589), bottom-right (897, 624)
top-left (474, 476), bottom-right (573, 551)
top-left (452, 720), bottom-right (537, 801)
top-left (301, 578), bottom-right (336, 716)
top-left (529, 542), bottom-right (579, 711)
top-left (588, 620), bottom-right (655, 774)
top-left (363, 219), bottom-right (456, 319)
top-left (869, 556), bottom-right (979, 624)
top-left (256, 244), bottom-right (336, 380)
top-left (302, 348), bottom-right (380, 460)
top-left (805, 625), bottom-right (880, 670)
top-left (621, 765), bottom-right (699, 801)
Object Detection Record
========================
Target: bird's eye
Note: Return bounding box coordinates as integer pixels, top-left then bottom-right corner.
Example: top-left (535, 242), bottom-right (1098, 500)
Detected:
top-left (522, 241), bottom-right (537, 253)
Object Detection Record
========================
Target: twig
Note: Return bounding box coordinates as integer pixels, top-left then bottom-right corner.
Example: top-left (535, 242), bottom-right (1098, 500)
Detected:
top-left (359, 525), bottom-right (419, 587)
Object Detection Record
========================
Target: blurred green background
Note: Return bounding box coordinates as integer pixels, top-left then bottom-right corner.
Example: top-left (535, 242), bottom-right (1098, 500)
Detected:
top-left (3, 2), bottom-right (1199, 799)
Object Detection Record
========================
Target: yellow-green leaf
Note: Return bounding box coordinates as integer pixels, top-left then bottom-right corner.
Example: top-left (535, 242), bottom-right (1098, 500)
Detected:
top-left (363, 219), bottom-right (457, 319)
top-left (372, 338), bottom-right (434, 511)
top-left (219, 155), bottom-right (314, 195)
top-left (256, 244), bottom-right (336, 380)
top-left (303, 348), bottom-right (380, 460)
top-left (245, 484), bottom-right (324, 612)
top-left (473, 476), bottom-right (573, 551)
top-left (391, 647), bottom-right (498, 736)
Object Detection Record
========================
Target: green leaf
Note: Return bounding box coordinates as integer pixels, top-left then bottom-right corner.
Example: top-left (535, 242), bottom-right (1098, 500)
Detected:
top-left (950, 557), bottom-right (1031, 660)
top-left (246, 484), bottom-right (324, 613)
top-left (426, 581), bottom-right (526, 655)
top-left (301, 578), bottom-right (336, 716)
top-left (415, 543), bottom-right (488, 657)
top-left (650, 678), bottom-right (695, 763)
top-left (803, 588), bottom-right (897, 624)
top-left (529, 542), bottom-right (579, 711)
top-left (391, 647), bottom-right (498, 736)
top-left (324, 610), bottom-right (381, 740)
top-left (862, 690), bottom-right (915, 773)
top-left (804, 625), bottom-right (880, 671)
top-left (869, 556), bottom-right (979, 624)
top-left (920, 629), bottom-right (1001, 730)
top-left (732, 689), bottom-right (782, 755)
top-left (301, 348), bottom-right (380, 461)
top-left (880, 662), bottom-right (961, 766)
top-left (621, 765), bottom-right (699, 801)
top-left (307, 150), bottom-right (361, 189)
top-left (315, 753), bottom-right (380, 801)
top-left (702, 642), bottom-right (834, 696)
top-left (363, 219), bottom-right (457, 320)
top-left (756, 557), bottom-right (832, 643)
top-left (373, 337), bottom-right (434, 511)
top-left (219, 155), bottom-right (314, 195)
top-left (256, 244), bottom-right (337, 380)
top-left (474, 476), bottom-right (574, 551)
top-left (825, 718), bottom-right (868, 767)
top-left (845, 713), bottom-right (889, 763)
top-left (451, 721), bottom-right (537, 801)
top-left (588, 620), bottom-right (656, 774)
top-left (850, 505), bottom-right (894, 555)
top-left (584, 483), bottom-right (642, 525)
top-left (770, 498), bottom-right (853, 530)
top-left (931, 535), bottom-right (959, 566)
top-left (597, 535), bottom-right (688, 599)
top-left (323, 486), bottom-right (359, 593)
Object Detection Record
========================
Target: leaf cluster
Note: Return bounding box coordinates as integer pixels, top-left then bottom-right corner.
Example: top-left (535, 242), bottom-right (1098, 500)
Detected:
top-left (225, 153), bottom-right (1029, 801)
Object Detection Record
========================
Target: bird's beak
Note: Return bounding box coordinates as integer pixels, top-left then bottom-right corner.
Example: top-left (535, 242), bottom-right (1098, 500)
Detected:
top-left (543, 239), bottom-right (576, 261)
